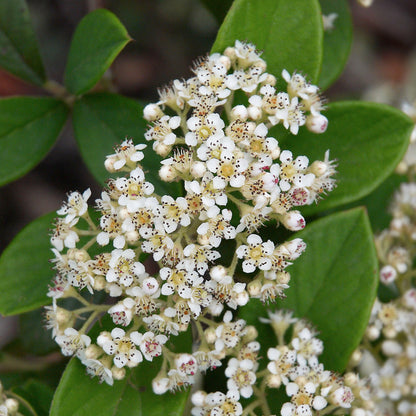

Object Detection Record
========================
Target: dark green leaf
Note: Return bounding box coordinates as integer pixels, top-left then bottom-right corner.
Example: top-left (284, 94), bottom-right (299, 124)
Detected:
top-left (318, 0), bottom-right (352, 89)
top-left (241, 208), bottom-right (378, 372)
top-left (0, 0), bottom-right (45, 85)
top-left (275, 101), bottom-right (413, 215)
top-left (72, 92), bottom-right (180, 196)
top-left (0, 97), bottom-right (68, 186)
top-left (341, 173), bottom-right (407, 232)
top-left (199, 0), bottom-right (233, 23)
top-left (12, 379), bottom-right (54, 416)
top-left (64, 9), bottom-right (131, 95)
top-left (212, 0), bottom-right (323, 87)
top-left (0, 212), bottom-right (55, 316)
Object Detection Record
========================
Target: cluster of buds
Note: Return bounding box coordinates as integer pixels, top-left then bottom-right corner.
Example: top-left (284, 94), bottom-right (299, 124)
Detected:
top-left (349, 182), bottom-right (416, 416)
top-left (45, 41), bottom-right (336, 396)
top-left (0, 382), bottom-right (20, 416)
top-left (192, 311), bottom-right (369, 416)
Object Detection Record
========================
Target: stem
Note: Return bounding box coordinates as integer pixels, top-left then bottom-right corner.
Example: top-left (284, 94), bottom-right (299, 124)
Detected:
top-left (242, 399), bottom-right (261, 416)
top-left (43, 80), bottom-right (75, 106)
top-left (74, 304), bottom-right (110, 316)
top-left (253, 385), bottom-right (271, 416)
top-left (79, 309), bottom-right (106, 334)
top-left (81, 236), bottom-right (98, 251)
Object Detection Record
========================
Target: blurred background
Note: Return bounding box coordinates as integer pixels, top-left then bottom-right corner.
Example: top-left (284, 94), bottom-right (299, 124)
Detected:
top-left (0, 0), bottom-right (416, 349)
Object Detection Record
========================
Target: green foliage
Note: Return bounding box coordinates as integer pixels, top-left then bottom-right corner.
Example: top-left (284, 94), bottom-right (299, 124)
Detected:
top-left (241, 208), bottom-right (378, 372)
top-left (319, 0), bottom-right (353, 89)
top-left (0, 0), bottom-right (46, 86)
top-left (276, 101), bottom-right (414, 215)
top-left (212, 0), bottom-right (323, 88)
top-left (72, 92), bottom-right (181, 196)
top-left (0, 212), bottom-right (55, 316)
top-left (64, 9), bottom-right (131, 95)
top-left (11, 379), bottom-right (54, 416)
top-left (0, 97), bottom-right (68, 186)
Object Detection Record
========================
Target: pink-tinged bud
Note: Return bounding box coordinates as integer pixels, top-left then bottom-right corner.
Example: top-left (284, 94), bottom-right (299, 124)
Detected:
top-left (379, 265), bottom-right (397, 284)
top-left (306, 113), bottom-right (328, 134)
top-left (403, 288), bottom-right (416, 310)
top-left (281, 211), bottom-right (305, 231)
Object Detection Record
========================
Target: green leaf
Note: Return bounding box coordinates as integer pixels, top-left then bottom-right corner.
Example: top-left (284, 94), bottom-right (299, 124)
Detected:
top-left (0, 0), bottom-right (46, 85)
top-left (0, 212), bottom-right (55, 316)
top-left (64, 9), bottom-right (131, 95)
top-left (72, 92), bottom-right (180, 196)
top-left (318, 0), bottom-right (352, 89)
top-left (342, 173), bottom-right (407, 233)
top-left (241, 208), bottom-right (378, 372)
top-left (212, 0), bottom-right (323, 86)
top-left (0, 97), bottom-right (68, 186)
top-left (276, 101), bottom-right (413, 216)
top-left (199, 0), bottom-right (233, 23)
top-left (12, 379), bottom-right (54, 416)
top-left (50, 327), bottom-right (192, 416)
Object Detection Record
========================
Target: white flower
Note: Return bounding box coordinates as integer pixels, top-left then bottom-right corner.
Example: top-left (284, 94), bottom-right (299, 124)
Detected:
top-left (185, 113), bottom-right (225, 146)
top-left (105, 139), bottom-right (146, 171)
top-left (225, 358), bottom-right (257, 398)
top-left (57, 188), bottom-right (91, 224)
top-left (97, 328), bottom-right (143, 368)
top-left (106, 249), bottom-right (145, 287)
top-left (236, 234), bottom-right (275, 273)
top-left (130, 331), bottom-right (168, 361)
top-left (55, 327), bottom-right (91, 357)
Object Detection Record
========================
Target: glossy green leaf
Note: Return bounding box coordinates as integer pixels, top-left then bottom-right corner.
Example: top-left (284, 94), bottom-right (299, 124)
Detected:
top-left (199, 0), bottom-right (233, 22)
top-left (212, 0), bottom-right (323, 87)
top-left (241, 208), bottom-right (378, 372)
top-left (12, 379), bottom-right (54, 416)
top-left (72, 92), bottom-right (180, 196)
top-left (318, 0), bottom-right (352, 89)
top-left (275, 101), bottom-right (413, 216)
top-left (0, 0), bottom-right (46, 85)
top-left (64, 9), bottom-right (131, 95)
top-left (0, 97), bottom-right (68, 186)
top-left (50, 328), bottom-right (191, 416)
top-left (0, 212), bottom-right (55, 316)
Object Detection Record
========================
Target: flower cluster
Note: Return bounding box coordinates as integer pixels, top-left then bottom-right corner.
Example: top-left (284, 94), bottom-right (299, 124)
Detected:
top-left (349, 181), bottom-right (416, 416)
top-left (0, 382), bottom-right (20, 416)
top-left (192, 311), bottom-right (370, 416)
top-left (45, 41), bottom-right (336, 400)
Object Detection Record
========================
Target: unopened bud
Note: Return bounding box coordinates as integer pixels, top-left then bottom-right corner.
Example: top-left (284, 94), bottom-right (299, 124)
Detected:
top-left (306, 113), bottom-right (328, 134)
top-left (143, 104), bottom-right (163, 121)
top-left (159, 165), bottom-right (177, 182)
top-left (112, 366), bottom-right (126, 380)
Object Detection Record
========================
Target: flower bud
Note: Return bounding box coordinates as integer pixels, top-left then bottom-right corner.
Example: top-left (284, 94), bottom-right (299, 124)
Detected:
top-left (112, 366), bottom-right (126, 380)
top-left (143, 104), bottom-right (163, 121)
top-left (306, 113), bottom-right (328, 134)
top-left (159, 165), bottom-right (177, 182)
top-left (267, 374), bottom-right (282, 388)
top-left (248, 105), bottom-right (262, 121)
top-left (231, 105), bottom-right (248, 121)
top-left (5, 398), bottom-right (19, 414)
top-left (281, 211), bottom-right (305, 231)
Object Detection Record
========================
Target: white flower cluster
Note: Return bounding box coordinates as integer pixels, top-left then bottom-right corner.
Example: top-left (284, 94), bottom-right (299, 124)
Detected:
top-left (46, 41), bottom-right (336, 394)
top-left (349, 182), bottom-right (416, 416)
top-left (0, 382), bottom-right (19, 416)
top-left (192, 311), bottom-right (368, 416)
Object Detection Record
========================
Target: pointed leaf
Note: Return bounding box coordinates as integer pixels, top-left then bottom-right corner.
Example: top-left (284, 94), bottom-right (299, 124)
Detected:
top-left (275, 101), bottom-right (413, 215)
top-left (72, 92), bottom-right (180, 196)
top-left (64, 9), bottom-right (131, 95)
top-left (0, 96), bottom-right (68, 186)
top-left (0, 0), bottom-right (46, 85)
top-left (319, 0), bottom-right (352, 89)
top-left (0, 212), bottom-right (55, 316)
top-left (212, 0), bottom-right (323, 87)
top-left (241, 208), bottom-right (378, 372)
